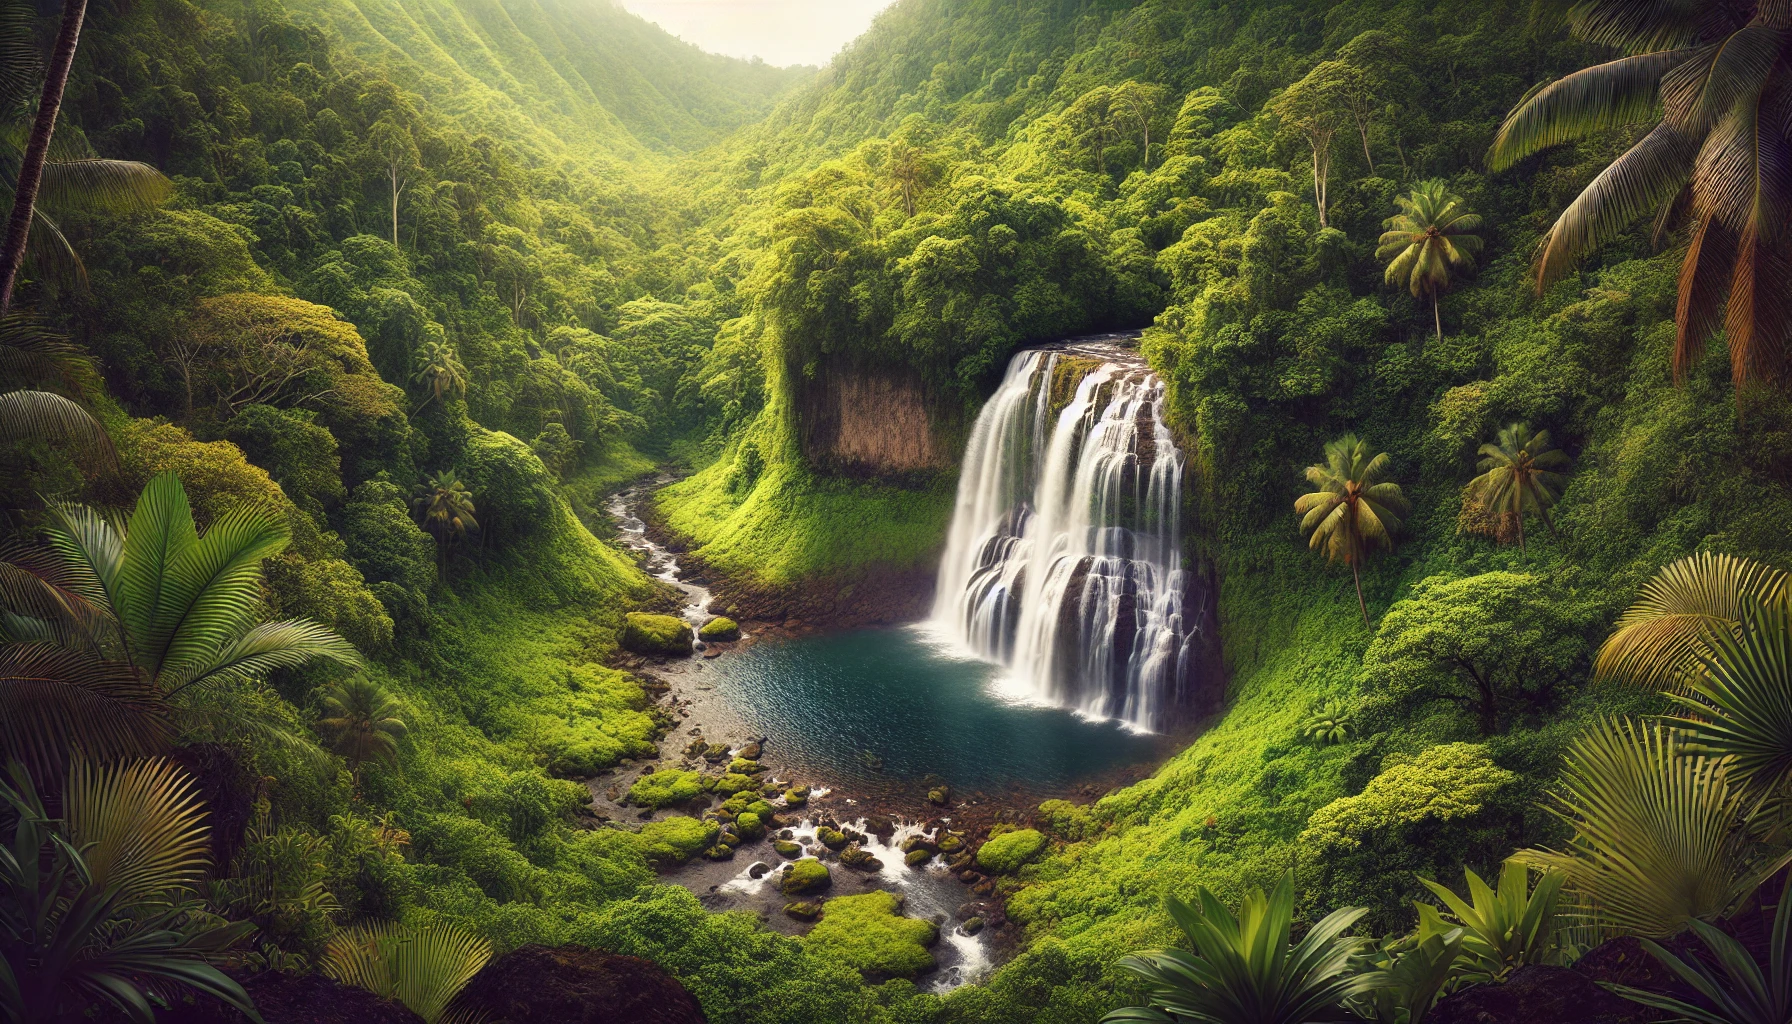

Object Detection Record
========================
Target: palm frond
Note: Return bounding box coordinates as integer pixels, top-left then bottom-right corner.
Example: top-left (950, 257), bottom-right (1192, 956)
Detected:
top-left (0, 644), bottom-right (168, 776)
top-left (0, 314), bottom-right (100, 394)
top-left (1670, 599), bottom-right (1792, 790)
top-left (163, 618), bottom-right (361, 696)
top-left (1595, 551), bottom-right (1787, 690)
top-left (323, 920), bottom-right (492, 1024)
top-left (26, 206), bottom-right (89, 291)
top-left (0, 390), bottom-right (119, 472)
top-left (149, 505), bottom-right (291, 682)
top-left (1535, 120), bottom-right (1696, 286)
top-left (116, 473), bottom-right (201, 674)
top-left (1489, 51), bottom-right (1687, 169)
top-left (65, 758), bottom-right (211, 904)
top-left (36, 159), bottom-right (174, 215)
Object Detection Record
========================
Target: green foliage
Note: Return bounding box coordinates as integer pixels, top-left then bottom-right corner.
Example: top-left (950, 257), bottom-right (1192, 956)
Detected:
top-left (804, 891), bottom-right (939, 978)
top-left (1611, 889), bottom-right (1792, 1024)
top-left (633, 817), bottom-right (720, 866)
top-left (321, 919), bottom-right (491, 1024)
top-left (1300, 744), bottom-right (1520, 930)
top-left (1295, 435), bottom-right (1409, 623)
top-left (621, 612), bottom-right (693, 656)
top-left (782, 858), bottom-right (832, 895)
top-left (315, 676), bottom-right (407, 781)
top-left (1462, 423), bottom-right (1571, 550)
top-left (976, 829), bottom-right (1046, 874)
top-left (1359, 573), bottom-right (1593, 735)
top-left (1104, 876), bottom-right (1378, 1024)
top-left (1376, 180), bottom-right (1482, 340)
top-left (698, 616), bottom-right (740, 641)
top-left (1416, 858), bottom-right (1569, 984)
top-left (628, 769), bottom-right (705, 809)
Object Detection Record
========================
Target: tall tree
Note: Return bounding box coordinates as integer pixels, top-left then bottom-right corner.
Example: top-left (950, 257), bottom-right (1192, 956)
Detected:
top-left (1296, 434), bottom-right (1409, 623)
top-left (1272, 71), bottom-right (1342, 227)
top-left (1489, 0), bottom-right (1792, 394)
top-left (0, 0), bottom-right (84, 311)
top-left (315, 676), bottom-right (406, 792)
top-left (1467, 423), bottom-right (1572, 550)
top-left (1378, 179), bottom-right (1482, 340)
top-left (369, 115), bottom-right (419, 249)
top-left (1112, 81), bottom-right (1168, 170)
top-left (415, 470), bottom-right (477, 572)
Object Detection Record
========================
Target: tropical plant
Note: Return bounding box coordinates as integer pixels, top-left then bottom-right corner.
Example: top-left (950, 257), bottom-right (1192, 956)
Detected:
top-left (0, 759), bottom-right (262, 1023)
top-left (0, 313), bottom-right (113, 470)
top-left (1595, 552), bottom-right (1787, 691)
top-left (1102, 875), bottom-right (1379, 1024)
top-left (1517, 717), bottom-right (1782, 938)
top-left (1300, 699), bottom-right (1354, 745)
top-left (1348, 927), bottom-right (1465, 1024)
top-left (321, 919), bottom-right (491, 1024)
top-left (1295, 434), bottom-right (1409, 624)
top-left (315, 675), bottom-right (407, 789)
top-left (0, 472), bottom-right (360, 774)
top-left (1611, 881), bottom-right (1792, 1024)
top-left (1488, 0), bottom-right (1792, 393)
top-left (410, 338), bottom-right (467, 413)
top-left (1376, 179), bottom-right (1482, 341)
top-left (1464, 424), bottom-right (1571, 550)
top-left (0, 0), bottom-right (172, 310)
top-left (415, 469), bottom-right (478, 571)
top-left (1668, 599), bottom-right (1792, 793)
top-left (1416, 858), bottom-right (1569, 984)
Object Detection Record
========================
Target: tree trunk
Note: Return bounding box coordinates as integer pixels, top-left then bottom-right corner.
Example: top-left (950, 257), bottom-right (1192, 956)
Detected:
top-left (1352, 561), bottom-right (1367, 624)
top-left (0, 0), bottom-right (89, 312)
top-left (390, 167), bottom-right (401, 247)
top-left (1433, 293), bottom-right (1443, 341)
top-left (1459, 660), bottom-right (1499, 735)
top-left (1142, 123), bottom-right (1150, 170)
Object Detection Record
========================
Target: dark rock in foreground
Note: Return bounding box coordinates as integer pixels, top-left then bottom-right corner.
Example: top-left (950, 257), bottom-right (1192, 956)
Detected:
top-left (1427, 964), bottom-right (1650, 1024)
top-left (461, 943), bottom-right (707, 1024)
top-left (151, 971), bottom-right (422, 1024)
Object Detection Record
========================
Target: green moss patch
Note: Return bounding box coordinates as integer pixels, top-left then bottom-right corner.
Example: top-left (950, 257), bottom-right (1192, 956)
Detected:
top-left (622, 612), bottom-right (693, 655)
top-left (976, 828), bottom-right (1046, 873)
top-left (802, 890), bottom-right (937, 977)
top-left (633, 816), bottom-right (718, 866)
top-left (699, 616), bottom-right (740, 641)
top-left (627, 769), bottom-right (705, 809)
top-left (781, 858), bottom-right (831, 895)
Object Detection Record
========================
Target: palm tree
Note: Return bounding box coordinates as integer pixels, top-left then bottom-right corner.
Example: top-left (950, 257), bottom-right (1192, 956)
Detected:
top-left (410, 338), bottom-right (466, 414)
top-left (1, 758), bottom-right (262, 1023)
top-left (1102, 875), bottom-right (1379, 1024)
top-left (1488, 0), bottom-right (1792, 393)
top-left (322, 919), bottom-right (491, 1024)
top-left (415, 470), bottom-right (477, 573)
top-left (1466, 423), bottom-right (1572, 550)
top-left (0, 472), bottom-right (361, 775)
top-left (1377, 180), bottom-right (1483, 341)
top-left (1665, 598), bottom-right (1792, 794)
top-left (1595, 552), bottom-right (1786, 691)
top-left (1517, 717), bottom-right (1775, 939)
top-left (0, 0), bottom-right (173, 310)
top-left (316, 675), bottom-right (406, 790)
top-left (0, 312), bottom-right (113, 471)
top-left (1295, 434), bottom-right (1409, 624)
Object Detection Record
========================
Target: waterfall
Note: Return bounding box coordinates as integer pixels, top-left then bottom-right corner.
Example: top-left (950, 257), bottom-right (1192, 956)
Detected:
top-left (931, 344), bottom-right (1195, 732)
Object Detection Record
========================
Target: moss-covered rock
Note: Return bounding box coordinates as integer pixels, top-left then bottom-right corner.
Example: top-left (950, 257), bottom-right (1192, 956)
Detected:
top-left (783, 901), bottom-right (823, 922)
top-left (784, 786), bottom-right (810, 806)
top-left (699, 616), bottom-right (740, 641)
top-left (817, 827), bottom-right (849, 850)
top-left (626, 769), bottom-right (704, 809)
top-left (728, 757), bottom-right (763, 774)
top-left (937, 834), bottom-right (965, 854)
top-left (904, 848), bottom-right (934, 867)
top-left (976, 828), bottom-right (1046, 874)
top-left (714, 773), bottom-right (755, 795)
top-left (735, 812), bottom-right (766, 840)
top-left (632, 816), bottom-right (718, 865)
top-left (802, 890), bottom-right (938, 978)
top-left (703, 844), bottom-right (735, 861)
top-left (773, 839), bottom-right (803, 859)
top-left (621, 612), bottom-right (693, 656)
top-left (781, 858), bottom-right (831, 895)
top-left (927, 785), bottom-right (951, 806)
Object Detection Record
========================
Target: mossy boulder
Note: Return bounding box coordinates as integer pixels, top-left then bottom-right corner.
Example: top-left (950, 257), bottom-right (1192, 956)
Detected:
top-left (802, 890), bottom-right (938, 978)
top-left (632, 817), bottom-right (717, 865)
top-left (621, 612), bottom-right (692, 656)
top-left (817, 827), bottom-right (849, 850)
top-left (626, 769), bottom-right (704, 809)
top-left (927, 785), bottom-right (951, 806)
top-left (735, 812), bottom-right (766, 840)
top-left (976, 828), bottom-right (1046, 874)
top-left (713, 773), bottom-right (755, 795)
top-left (728, 757), bottom-right (763, 774)
top-left (784, 786), bottom-right (810, 807)
top-left (699, 616), bottom-right (740, 642)
top-left (783, 901), bottom-right (823, 922)
top-left (937, 834), bottom-right (965, 854)
top-left (773, 840), bottom-right (803, 859)
top-left (904, 848), bottom-right (934, 867)
top-left (781, 858), bottom-right (831, 895)
top-left (703, 844), bottom-right (735, 861)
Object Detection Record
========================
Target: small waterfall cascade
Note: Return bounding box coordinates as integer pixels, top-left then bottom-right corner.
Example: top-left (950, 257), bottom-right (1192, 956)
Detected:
top-left (930, 343), bottom-right (1195, 731)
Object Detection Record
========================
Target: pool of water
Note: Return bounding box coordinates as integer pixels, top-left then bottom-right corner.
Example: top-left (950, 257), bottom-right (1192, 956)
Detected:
top-left (696, 626), bottom-right (1171, 798)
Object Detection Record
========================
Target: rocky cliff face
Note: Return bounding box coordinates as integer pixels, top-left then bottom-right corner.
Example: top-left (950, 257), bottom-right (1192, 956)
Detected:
top-left (795, 361), bottom-right (960, 477)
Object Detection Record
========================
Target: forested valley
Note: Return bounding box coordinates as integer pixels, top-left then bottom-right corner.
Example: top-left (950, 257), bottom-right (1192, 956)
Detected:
top-left (4, 0), bottom-right (1792, 1021)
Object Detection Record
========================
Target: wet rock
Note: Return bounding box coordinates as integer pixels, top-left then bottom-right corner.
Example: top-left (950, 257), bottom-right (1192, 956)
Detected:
top-left (958, 870), bottom-right (980, 884)
top-left (842, 829), bottom-right (868, 846)
top-left (937, 834), bottom-right (965, 855)
top-left (784, 786), bottom-right (810, 807)
top-left (971, 880), bottom-right (994, 896)
top-left (899, 836), bottom-right (938, 855)
top-left (927, 786), bottom-right (952, 807)
top-left (748, 862), bottom-right (771, 879)
top-left (460, 943), bottom-right (706, 1024)
top-left (703, 744), bottom-right (731, 763)
top-left (737, 740), bottom-right (763, 759)
top-left (904, 849), bottom-right (934, 867)
top-left (947, 853), bottom-right (973, 872)
top-left (773, 840), bottom-right (803, 859)
top-left (728, 758), bottom-right (763, 775)
top-left (961, 917), bottom-right (985, 936)
top-left (817, 827), bottom-right (850, 850)
top-left (780, 859), bottom-right (831, 895)
top-left (783, 901), bottom-right (823, 922)
top-left (703, 844), bottom-right (735, 861)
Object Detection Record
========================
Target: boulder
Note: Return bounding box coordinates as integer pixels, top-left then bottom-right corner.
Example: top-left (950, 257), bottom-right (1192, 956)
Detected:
top-left (927, 786), bottom-right (951, 807)
top-left (738, 740), bottom-right (763, 759)
top-left (781, 858), bottom-right (832, 895)
top-left (976, 829), bottom-right (1046, 873)
top-left (698, 616), bottom-right (740, 642)
top-left (153, 970), bottom-right (422, 1024)
top-left (961, 916), bottom-right (984, 936)
top-left (773, 840), bottom-right (803, 859)
top-left (817, 827), bottom-right (850, 850)
top-left (784, 901), bottom-right (823, 922)
top-left (904, 849), bottom-right (934, 867)
top-left (621, 613), bottom-right (693, 657)
top-left (459, 944), bottom-right (707, 1024)
top-left (728, 758), bottom-right (763, 775)
top-left (784, 787), bottom-right (809, 807)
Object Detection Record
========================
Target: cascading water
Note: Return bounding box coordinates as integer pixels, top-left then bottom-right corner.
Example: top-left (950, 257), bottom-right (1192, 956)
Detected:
top-left (931, 342), bottom-right (1195, 732)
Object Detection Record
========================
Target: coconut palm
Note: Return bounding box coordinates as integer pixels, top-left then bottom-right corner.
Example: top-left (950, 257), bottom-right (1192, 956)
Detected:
top-left (415, 470), bottom-right (477, 572)
top-left (1466, 423), bottom-right (1572, 550)
top-left (1612, 884), bottom-right (1792, 1024)
top-left (1295, 434), bottom-right (1409, 624)
top-left (0, 0), bottom-right (172, 310)
top-left (316, 675), bottom-right (406, 789)
top-left (1488, 0), bottom-right (1792, 393)
top-left (1517, 717), bottom-right (1779, 938)
top-left (1377, 180), bottom-right (1482, 341)
top-left (1, 758), bottom-right (262, 1023)
top-left (1102, 874), bottom-right (1379, 1024)
top-left (410, 338), bottom-right (466, 413)
top-left (0, 313), bottom-right (113, 471)
top-left (0, 472), bottom-right (361, 774)
top-left (1595, 552), bottom-right (1787, 691)
top-left (322, 919), bottom-right (491, 1024)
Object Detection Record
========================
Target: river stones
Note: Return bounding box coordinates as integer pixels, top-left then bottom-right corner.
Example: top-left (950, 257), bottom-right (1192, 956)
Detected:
top-left (839, 844), bottom-right (884, 872)
top-left (728, 757), bottom-right (763, 774)
top-left (737, 740), bottom-right (763, 759)
top-left (927, 785), bottom-right (952, 806)
top-left (704, 844), bottom-right (735, 861)
top-left (703, 743), bottom-right (730, 763)
top-left (735, 812), bottom-right (766, 841)
top-left (713, 773), bottom-right (755, 795)
top-left (783, 902), bottom-right (823, 922)
top-left (699, 616), bottom-right (740, 642)
top-left (899, 836), bottom-right (938, 856)
top-left (780, 859), bottom-right (831, 895)
top-left (947, 853), bottom-right (973, 872)
top-left (783, 786), bottom-right (809, 807)
top-left (748, 862), bottom-right (771, 879)
top-left (904, 848), bottom-right (934, 867)
top-left (816, 827), bottom-right (849, 850)
top-left (937, 834), bottom-right (965, 854)
top-left (772, 840), bottom-right (802, 859)
top-left (961, 916), bottom-right (985, 936)
top-left (842, 828), bottom-right (867, 846)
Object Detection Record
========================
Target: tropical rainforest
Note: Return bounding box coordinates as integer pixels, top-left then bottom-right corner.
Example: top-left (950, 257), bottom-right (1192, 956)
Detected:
top-left (4, 0), bottom-right (1792, 1020)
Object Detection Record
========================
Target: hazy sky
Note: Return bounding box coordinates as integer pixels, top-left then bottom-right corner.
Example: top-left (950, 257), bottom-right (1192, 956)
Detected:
top-left (616, 0), bottom-right (895, 67)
